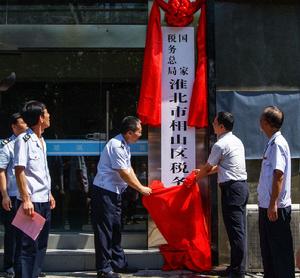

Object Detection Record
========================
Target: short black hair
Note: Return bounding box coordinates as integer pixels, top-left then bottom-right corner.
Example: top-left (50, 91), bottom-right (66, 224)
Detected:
top-left (217, 111), bottom-right (234, 131)
top-left (261, 106), bottom-right (284, 129)
top-left (9, 112), bottom-right (22, 126)
top-left (120, 116), bottom-right (141, 135)
top-left (21, 100), bottom-right (46, 127)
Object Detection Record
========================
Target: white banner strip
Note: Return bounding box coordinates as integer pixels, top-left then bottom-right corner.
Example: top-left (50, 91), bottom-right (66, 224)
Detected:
top-left (161, 27), bottom-right (196, 187)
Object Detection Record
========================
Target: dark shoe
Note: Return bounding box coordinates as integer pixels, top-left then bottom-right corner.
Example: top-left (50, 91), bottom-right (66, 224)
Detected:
top-left (228, 273), bottom-right (245, 278)
top-left (216, 266), bottom-right (231, 277)
top-left (97, 271), bottom-right (121, 278)
top-left (114, 266), bottom-right (138, 273)
top-left (38, 272), bottom-right (46, 277)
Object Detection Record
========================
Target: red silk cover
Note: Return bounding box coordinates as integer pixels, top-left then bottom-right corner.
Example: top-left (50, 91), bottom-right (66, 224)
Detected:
top-left (137, 0), bottom-right (162, 127)
top-left (188, 4), bottom-right (208, 128)
top-left (137, 0), bottom-right (208, 128)
top-left (142, 172), bottom-right (212, 272)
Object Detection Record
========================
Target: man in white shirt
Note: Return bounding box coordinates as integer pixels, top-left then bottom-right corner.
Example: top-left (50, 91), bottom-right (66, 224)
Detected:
top-left (14, 101), bottom-right (55, 278)
top-left (195, 112), bottom-right (248, 278)
top-left (258, 106), bottom-right (294, 278)
top-left (0, 113), bottom-right (27, 278)
top-left (92, 116), bottom-right (151, 278)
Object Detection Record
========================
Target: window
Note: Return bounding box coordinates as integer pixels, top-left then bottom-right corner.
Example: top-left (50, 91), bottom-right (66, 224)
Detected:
top-left (0, 49), bottom-right (149, 232)
top-left (0, 1), bottom-right (148, 25)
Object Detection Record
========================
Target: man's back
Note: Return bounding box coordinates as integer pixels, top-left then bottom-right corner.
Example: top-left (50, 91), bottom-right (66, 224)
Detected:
top-left (208, 131), bottom-right (247, 183)
top-left (93, 134), bottom-right (130, 194)
top-left (0, 135), bottom-right (18, 196)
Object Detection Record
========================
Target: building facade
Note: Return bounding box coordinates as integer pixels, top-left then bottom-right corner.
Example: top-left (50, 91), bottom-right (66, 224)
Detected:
top-left (0, 0), bottom-right (300, 269)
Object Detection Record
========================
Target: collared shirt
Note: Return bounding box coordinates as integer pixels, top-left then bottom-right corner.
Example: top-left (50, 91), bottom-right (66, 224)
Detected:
top-left (0, 134), bottom-right (18, 196)
top-left (93, 134), bottom-right (131, 194)
top-left (257, 131), bottom-right (291, 208)
top-left (207, 131), bottom-right (247, 183)
top-left (14, 128), bottom-right (51, 203)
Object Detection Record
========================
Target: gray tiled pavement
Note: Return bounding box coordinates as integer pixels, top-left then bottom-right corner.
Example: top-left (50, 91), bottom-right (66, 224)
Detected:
top-left (42, 270), bottom-right (300, 278)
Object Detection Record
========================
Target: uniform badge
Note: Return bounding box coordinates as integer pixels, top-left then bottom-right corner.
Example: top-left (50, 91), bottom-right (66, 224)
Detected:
top-left (23, 133), bottom-right (31, 142)
top-left (121, 140), bottom-right (126, 149)
top-left (1, 137), bottom-right (12, 147)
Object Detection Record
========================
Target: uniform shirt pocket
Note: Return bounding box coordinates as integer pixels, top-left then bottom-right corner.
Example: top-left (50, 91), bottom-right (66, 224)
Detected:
top-left (261, 159), bottom-right (273, 179)
top-left (28, 152), bottom-right (41, 170)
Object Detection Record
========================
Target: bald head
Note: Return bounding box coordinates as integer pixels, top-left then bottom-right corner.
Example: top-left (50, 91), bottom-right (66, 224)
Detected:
top-left (261, 106), bottom-right (284, 129)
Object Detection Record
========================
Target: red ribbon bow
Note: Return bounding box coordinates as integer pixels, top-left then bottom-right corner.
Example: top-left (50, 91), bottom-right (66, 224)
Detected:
top-left (156, 0), bottom-right (203, 27)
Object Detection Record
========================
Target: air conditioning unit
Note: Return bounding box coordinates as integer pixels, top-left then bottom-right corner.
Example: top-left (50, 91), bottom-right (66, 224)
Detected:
top-left (246, 204), bottom-right (300, 272)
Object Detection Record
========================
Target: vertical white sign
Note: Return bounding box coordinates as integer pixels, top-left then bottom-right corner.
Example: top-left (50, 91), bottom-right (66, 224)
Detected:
top-left (161, 27), bottom-right (196, 187)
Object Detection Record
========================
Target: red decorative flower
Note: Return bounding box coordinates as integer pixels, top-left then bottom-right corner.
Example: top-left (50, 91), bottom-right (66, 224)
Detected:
top-left (156, 0), bottom-right (203, 27)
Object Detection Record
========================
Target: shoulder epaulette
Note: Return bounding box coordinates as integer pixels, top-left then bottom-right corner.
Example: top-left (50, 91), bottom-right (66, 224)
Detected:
top-left (23, 133), bottom-right (31, 142)
top-left (121, 140), bottom-right (126, 149)
top-left (1, 137), bottom-right (12, 147)
top-left (270, 138), bottom-right (276, 146)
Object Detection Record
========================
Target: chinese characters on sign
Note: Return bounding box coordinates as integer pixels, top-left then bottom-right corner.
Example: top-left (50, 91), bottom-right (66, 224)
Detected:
top-left (161, 27), bottom-right (196, 186)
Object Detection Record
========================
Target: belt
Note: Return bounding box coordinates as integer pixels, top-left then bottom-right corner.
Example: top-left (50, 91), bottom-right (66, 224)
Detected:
top-left (219, 179), bottom-right (246, 188)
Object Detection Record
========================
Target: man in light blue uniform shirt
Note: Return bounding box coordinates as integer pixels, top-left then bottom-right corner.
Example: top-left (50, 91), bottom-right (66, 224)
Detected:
top-left (14, 101), bottom-right (55, 278)
top-left (195, 112), bottom-right (248, 278)
top-left (92, 116), bottom-right (151, 278)
top-left (0, 113), bottom-right (27, 278)
top-left (258, 106), bottom-right (294, 278)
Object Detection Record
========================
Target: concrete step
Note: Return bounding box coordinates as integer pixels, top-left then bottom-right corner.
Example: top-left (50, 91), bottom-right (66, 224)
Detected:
top-left (0, 232), bottom-right (148, 249)
top-left (0, 232), bottom-right (154, 271)
top-left (0, 249), bottom-right (163, 272)
top-left (46, 232), bottom-right (147, 249)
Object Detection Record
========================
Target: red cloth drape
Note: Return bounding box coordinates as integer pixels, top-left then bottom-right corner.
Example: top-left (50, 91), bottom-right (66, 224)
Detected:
top-left (188, 4), bottom-right (208, 128)
top-left (137, 1), bottom-right (208, 128)
top-left (142, 172), bottom-right (211, 272)
top-left (137, 0), bottom-right (162, 127)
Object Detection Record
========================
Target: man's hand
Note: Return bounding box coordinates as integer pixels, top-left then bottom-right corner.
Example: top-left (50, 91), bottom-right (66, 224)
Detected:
top-left (193, 169), bottom-right (201, 177)
top-left (23, 199), bottom-right (34, 216)
top-left (268, 169), bottom-right (283, 222)
top-left (268, 202), bottom-right (278, 222)
top-left (50, 194), bottom-right (56, 210)
top-left (139, 186), bottom-right (152, 196)
top-left (118, 168), bottom-right (152, 196)
top-left (193, 164), bottom-right (217, 181)
top-left (2, 196), bottom-right (12, 211)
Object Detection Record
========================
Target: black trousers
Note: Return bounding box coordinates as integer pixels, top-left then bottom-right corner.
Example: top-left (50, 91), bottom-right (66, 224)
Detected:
top-left (0, 196), bottom-right (18, 273)
top-left (15, 201), bottom-right (51, 278)
top-left (68, 190), bottom-right (87, 230)
top-left (259, 206), bottom-right (295, 278)
top-left (91, 185), bottom-right (127, 274)
top-left (220, 180), bottom-right (249, 276)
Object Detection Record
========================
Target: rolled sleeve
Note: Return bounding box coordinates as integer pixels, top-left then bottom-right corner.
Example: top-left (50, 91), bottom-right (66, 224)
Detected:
top-left (111, 146), bottom-right (129, 170)
top-left (0, 147), bottom-right (10, 170)
top-left (207, 144), bottom-right (222, 166)
top-left (14, 138), bottom-right (27, 168)
top-left (271, 144), bottom-right (286, 173)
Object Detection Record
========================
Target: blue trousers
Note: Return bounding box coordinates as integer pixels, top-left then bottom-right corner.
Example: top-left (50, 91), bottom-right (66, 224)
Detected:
top-left (91, 186), bottom-right (127, 274)
top-left (15, 201), bottom-right (51, 278)
top-left (0, 196), bottom-right (18, 273)
top-left (259, 206), bottom-right (295, 278)
top-left (220, 180), bottom-right (249, 276)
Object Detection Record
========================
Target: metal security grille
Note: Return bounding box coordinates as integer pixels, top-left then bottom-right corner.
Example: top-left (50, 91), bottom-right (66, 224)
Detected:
top-left (246, 204), bottom-right (300, 272)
